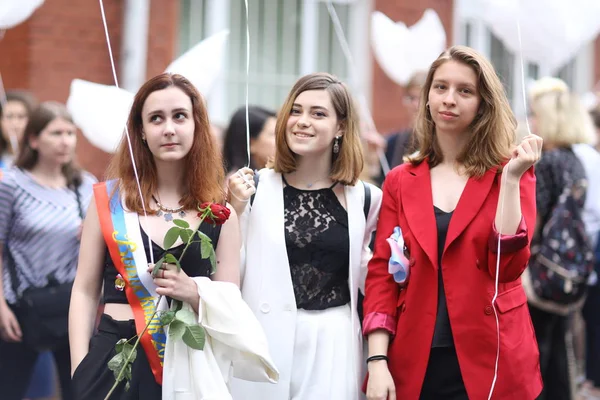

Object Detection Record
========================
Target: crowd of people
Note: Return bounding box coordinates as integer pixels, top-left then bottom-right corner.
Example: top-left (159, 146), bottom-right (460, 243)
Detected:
top-left (0, 44), bottom-right (598, 400)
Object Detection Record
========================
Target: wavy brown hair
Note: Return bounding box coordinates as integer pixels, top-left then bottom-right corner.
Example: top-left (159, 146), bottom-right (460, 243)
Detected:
top-left (409, 46), bottom-right (515, 177)
top-left (106, 73), bottom-right (225, 213)
top-left (272, 72), bottom-right (364, 185)
top-left (14, 102), bottom-right (82, 187)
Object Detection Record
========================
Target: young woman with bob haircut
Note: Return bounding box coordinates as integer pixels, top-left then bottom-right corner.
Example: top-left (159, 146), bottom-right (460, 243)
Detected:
top-left (228, 72), bottom-right (382, 400)
top-left (363, 46), bottom-right (544, 400)
top-left (69, 73), bottom-right (241, 399)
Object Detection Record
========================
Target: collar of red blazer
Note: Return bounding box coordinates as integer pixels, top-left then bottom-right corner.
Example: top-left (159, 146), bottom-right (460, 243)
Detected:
top-left (399, 160), bottom-right (500, 269)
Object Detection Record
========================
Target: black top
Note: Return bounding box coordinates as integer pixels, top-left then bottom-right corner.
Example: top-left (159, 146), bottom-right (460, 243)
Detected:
top-left (431, 206), bottom-right (454, 348)
top-left (103, 222), bottom-right (221, 304)
top-left (283, 176), bottom-right (350, 310)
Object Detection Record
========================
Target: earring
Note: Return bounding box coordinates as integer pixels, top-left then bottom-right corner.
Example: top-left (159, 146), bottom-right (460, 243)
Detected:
top-left (426, 102), bottom-right (430, 108)
top-left (333, 136), bottom-right (341, 154)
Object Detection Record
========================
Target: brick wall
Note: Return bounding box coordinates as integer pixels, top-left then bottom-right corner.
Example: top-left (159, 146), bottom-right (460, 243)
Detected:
top-left (0, 1), bottom-right (179, 179)
top-left (372, 0), bottom-right (454, 135)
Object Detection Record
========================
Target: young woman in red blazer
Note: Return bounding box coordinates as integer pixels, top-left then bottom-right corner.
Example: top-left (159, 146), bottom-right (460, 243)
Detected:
top-left (363, 46), bottom-right (544, 400)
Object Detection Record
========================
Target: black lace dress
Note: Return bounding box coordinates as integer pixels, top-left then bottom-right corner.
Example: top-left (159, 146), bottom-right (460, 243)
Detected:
top-left (282, 176), bottom-right (350, 311)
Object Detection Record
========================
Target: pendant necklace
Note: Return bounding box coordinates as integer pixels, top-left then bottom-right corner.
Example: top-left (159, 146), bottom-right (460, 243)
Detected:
top-left (152, 195), bottom-right (186, 222)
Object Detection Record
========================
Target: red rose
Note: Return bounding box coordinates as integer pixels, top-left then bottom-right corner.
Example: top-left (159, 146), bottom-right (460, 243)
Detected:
top-left (198, 202), bottom-right (231, 225)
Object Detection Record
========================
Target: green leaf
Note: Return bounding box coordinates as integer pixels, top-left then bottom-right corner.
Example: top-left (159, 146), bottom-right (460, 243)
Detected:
top-left (164, 253), bottom-right (177, 263)
top-left (173, 300), bottom-right (183, 312)
top-left (122, 343), bottom-right (137, 363)
top-left (200, 237), bottom-right (213, 260)
top-left (107, 352), bottom-right (125, 380)
top-left (175, 309), bottom-right (197, 325)
top-left (179, 229), bottom-right (191, 243)
top-left (163, 227), bottom-right (181, 249)
top-left (173, 219), bottom-right (190, 228)
top-left (152, 257), bottom-right (165, 277)
top-left (168, 319), bottom-right (185, 341)
top-left (163, 253), bottom-right (182, 271)
top-left (182, 324), bottom-right (206, 350)
top-left (115, 338), bottom-right (128, 354)
top-left (209, 251), bottom-right (216, 274)
top-left (125, 381), bottom-right (131, 392)
top-left (160, 311), bottom-right (176, 326)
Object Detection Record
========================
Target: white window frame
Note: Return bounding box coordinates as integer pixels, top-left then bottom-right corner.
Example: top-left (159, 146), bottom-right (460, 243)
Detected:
top-left (178, 0), bottom-right (370, 126)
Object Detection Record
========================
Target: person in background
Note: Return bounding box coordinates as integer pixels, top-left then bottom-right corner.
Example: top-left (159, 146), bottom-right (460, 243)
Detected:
top-left (0, 102), bottom-right (96, 400)
top-left (384, 71), bottom-right (427, 169)
top-left (1, 91), bottom-right (36, 170)
top-left (1, 90), bottom-right (61, 400)
top-left (527, 77), bottom-right (594, 400)
top-left (576, 107), bottom-right (600, 399)
top-left (222, 105), bottom-right (276, 174)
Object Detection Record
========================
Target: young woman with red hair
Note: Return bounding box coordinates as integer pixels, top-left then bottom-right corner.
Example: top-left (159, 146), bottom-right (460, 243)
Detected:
top-left (69, 73), bottom-right (240, 399)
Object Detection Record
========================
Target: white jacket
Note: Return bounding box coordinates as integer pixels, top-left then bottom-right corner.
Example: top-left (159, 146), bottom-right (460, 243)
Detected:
top-left (162, 277), bottom-right (279, 400)
top-left (229, 169), bottom-right (382, 400)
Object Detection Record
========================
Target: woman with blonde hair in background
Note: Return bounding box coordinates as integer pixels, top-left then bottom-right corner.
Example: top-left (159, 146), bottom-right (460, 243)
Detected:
top-left (525, 77), bottom-right (595, 400)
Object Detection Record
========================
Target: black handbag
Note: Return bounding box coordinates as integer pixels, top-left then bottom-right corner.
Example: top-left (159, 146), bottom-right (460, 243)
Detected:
top-left (5, 185), bottom-right (83, 351)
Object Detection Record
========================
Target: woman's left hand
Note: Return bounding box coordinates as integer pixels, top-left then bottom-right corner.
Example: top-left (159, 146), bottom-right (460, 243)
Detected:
top-left (147, 263), bottom-right (199, 305)
top-left (506, 134), bottom-right (543, 180)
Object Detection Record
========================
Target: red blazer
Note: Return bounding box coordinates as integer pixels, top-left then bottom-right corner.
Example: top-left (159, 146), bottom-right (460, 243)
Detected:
top-left (363, 161), bottom-right (542, 400)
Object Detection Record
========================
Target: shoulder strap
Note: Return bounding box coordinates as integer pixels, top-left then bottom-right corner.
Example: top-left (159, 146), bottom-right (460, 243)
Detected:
top-left (250, 172), bottom-right (260, 207)
top-left (362, 181), bottom-right (371, 221)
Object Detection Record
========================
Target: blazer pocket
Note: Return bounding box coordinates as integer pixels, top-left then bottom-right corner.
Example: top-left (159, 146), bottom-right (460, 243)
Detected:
top-left (496, 285), bottom-right (527, 314)
top-left (495, 285), bottom-right (528, 350)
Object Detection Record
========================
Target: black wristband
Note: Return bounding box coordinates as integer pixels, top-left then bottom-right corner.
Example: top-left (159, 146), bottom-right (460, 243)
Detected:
top-left (366, 355), bottom-right (389, 363)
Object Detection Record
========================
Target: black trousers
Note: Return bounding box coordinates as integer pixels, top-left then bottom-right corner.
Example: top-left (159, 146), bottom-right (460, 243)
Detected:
top-left (0, 304), bottom-right (72, 400)
top-left (529, 304), bottom-right (571, 400)
top-left (71, 314), bottom-right (161, 400)
top-left (583, 284), bottom-right (600, 387)
top-left (420, 346), bottom-right (469, 400)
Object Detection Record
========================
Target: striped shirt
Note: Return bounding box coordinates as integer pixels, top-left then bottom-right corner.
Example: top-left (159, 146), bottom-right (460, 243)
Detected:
top-left (0, 167), bottom-right (96, 304)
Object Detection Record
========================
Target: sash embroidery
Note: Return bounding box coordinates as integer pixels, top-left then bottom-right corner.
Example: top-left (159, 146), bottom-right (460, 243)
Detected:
top-left (94, 181), bottom-right (166, 385)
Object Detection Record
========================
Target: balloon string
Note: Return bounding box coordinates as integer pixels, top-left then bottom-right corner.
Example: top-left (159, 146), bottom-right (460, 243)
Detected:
top-left (244, 0), bottom-right (251, 168)
top-left (98, 0), bottom-right (154, 264)
top-left (325, 1), bottom-right (390, 176)
top-left (487, 5), bottom-right (531, 399)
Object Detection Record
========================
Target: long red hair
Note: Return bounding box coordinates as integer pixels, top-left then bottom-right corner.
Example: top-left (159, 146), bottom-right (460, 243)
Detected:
top-left (106, 73), bottom-right (225, 213)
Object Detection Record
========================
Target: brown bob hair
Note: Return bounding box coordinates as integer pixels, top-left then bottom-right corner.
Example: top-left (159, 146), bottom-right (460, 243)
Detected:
top-left (410, 45), bottom-right (516, 177)
top-left (271, 72), bottom-right (364, 185)
top-left (106, 73), bottom-right (225, 213)
top-left (14, 102), bottom-right (82, 187)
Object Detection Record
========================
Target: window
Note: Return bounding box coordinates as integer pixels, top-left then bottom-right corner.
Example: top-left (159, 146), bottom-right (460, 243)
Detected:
top-left (178, 0), bottom-right (361, 125)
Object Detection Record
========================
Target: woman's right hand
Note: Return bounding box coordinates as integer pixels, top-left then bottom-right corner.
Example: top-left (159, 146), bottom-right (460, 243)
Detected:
top-left (227, 167), bottom-right (255, 216)
top-left (0, 302), bottom-right (22, 342)
top-left (366, 361), bottom-right (396, 400)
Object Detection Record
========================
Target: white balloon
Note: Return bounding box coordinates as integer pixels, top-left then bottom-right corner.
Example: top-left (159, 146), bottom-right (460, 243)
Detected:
top-left (480, 0), bottom-right (600, 72)
top-left (68, 30), bottom-right (230, 153)
top-left (0, 0), bottom-right (44, 30)
top-left (371, 10), bottom-right (446, 86)
top-left (165, 30), bottom-right (229, 96)
top-left (67, 79), bottom-right (134, 154)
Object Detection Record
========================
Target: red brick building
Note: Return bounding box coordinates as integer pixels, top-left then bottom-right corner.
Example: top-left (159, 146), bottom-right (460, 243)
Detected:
top-left (1, 0), bottom-right (598, 179)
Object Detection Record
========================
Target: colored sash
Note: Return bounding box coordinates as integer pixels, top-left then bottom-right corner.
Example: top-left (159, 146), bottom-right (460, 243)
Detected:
top-left (94, 180), bottom-right (167, 385)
